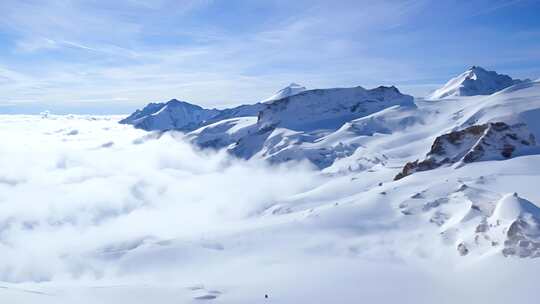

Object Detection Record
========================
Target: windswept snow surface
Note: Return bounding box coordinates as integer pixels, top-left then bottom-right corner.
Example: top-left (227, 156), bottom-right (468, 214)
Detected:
top-left (1, 113), bottom-right (540, 303)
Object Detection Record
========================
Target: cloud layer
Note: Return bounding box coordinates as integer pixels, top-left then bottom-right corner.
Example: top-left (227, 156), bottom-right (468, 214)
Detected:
top-left (0, 115), bottom-right (323, 282)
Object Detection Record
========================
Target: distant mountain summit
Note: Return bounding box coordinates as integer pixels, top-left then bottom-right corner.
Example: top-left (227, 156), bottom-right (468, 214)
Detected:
top-left (258, 85), bottom-right (413, 131)
top-left (262, 83), bottom-right (306, 103)
top-left (119, 99), bottom-right (220, 131)
top-left (429, 66), bottom-right (525, 99)
top-left (120, 98), bottom-right (265, 132)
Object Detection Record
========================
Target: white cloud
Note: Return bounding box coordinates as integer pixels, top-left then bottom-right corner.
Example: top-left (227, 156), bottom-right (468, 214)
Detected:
top-left (0, 0), bottom-right (538, 112)
top-left (0, 0), bottom-right (434, 110)
top-left (0, 115), bottom-right (323, 282)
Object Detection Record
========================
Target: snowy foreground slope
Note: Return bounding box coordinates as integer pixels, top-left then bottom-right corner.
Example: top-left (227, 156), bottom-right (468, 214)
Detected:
top-left (2, 115), bottom-right (540, 304)
top-left (2, 69), bottom-right (540, 303)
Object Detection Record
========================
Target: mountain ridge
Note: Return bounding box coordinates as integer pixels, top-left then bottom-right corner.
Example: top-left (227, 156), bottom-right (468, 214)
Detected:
top-left (428, 66), bottom-right (527, 99)
top-left (121, 67), bottom-right (539, 174)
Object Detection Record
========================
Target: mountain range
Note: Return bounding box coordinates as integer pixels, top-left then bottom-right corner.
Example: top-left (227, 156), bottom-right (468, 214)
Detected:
top-left (120, 66), bottom-right (540, 258)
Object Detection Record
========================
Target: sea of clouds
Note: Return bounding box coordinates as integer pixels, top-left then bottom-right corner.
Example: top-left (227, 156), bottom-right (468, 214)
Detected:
top-left (0, 115), bottom-right (323, 282)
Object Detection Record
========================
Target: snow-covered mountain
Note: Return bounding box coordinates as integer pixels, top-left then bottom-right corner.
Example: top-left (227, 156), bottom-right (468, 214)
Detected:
top-left (428, 66), bottom-right (526, 99)
top-left (119, 99), bottom-right (221, 131)
top-left (257, 85), bottom-right (412, 131)
top-left (120, 83), bottom-right (307, 132)
top-left (120, 99), bottom-right (265, 132)
top-left (122, 70), bottom-right (539, 174)
top-left (186, 85), bottom-right (414, 168)
top-left (262, 82), bottom-right (306, 103)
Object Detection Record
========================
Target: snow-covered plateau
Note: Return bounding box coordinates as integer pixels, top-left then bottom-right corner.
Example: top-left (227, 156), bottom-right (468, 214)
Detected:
top-left (2, 67), bottom-right (540, 303)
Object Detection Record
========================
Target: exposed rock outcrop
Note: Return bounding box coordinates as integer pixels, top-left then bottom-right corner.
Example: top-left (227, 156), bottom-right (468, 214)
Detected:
top-left (395, 122), bottom-right (535, 180)
top-left (482, 193), bottom-right (540, 258)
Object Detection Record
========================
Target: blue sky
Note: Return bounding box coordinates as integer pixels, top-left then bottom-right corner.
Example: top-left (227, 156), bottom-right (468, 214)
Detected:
top-left (0, 0), bottom-right (539, 114)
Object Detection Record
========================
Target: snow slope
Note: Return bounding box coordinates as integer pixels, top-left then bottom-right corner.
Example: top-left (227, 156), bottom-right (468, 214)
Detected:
top-left (2, 114), bottom-right (540, 303)
top-left (186, 116), bottom-right (258, 150)
top-left (120, 83), bottom-right (306, 132)
top-left (428, 66), bottom-right (526, 99)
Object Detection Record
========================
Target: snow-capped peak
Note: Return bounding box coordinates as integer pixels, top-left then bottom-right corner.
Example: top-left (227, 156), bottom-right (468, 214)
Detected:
top-left (262, 83), bottom-right (307, 103)
top-left (428, 66), bottom-right (524, 99)
top-left (119, 98), bottom-right (220, 131)
top-left (257, 85), bottom-right (413, 132)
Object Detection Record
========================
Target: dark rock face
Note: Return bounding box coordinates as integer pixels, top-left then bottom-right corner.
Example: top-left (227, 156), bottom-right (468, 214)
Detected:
top-left (394, 159), bottom-right (438, 180)
top-left (394, 122), bottom-right (535, 180)
top-left (501, 219), bottom-right (540, 258)
top-left (457, 243), bottom-right (469, 256)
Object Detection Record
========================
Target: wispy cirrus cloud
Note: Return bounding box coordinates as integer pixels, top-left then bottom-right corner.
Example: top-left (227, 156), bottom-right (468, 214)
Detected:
top-left (0, 0), bottom-right (539, 113)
